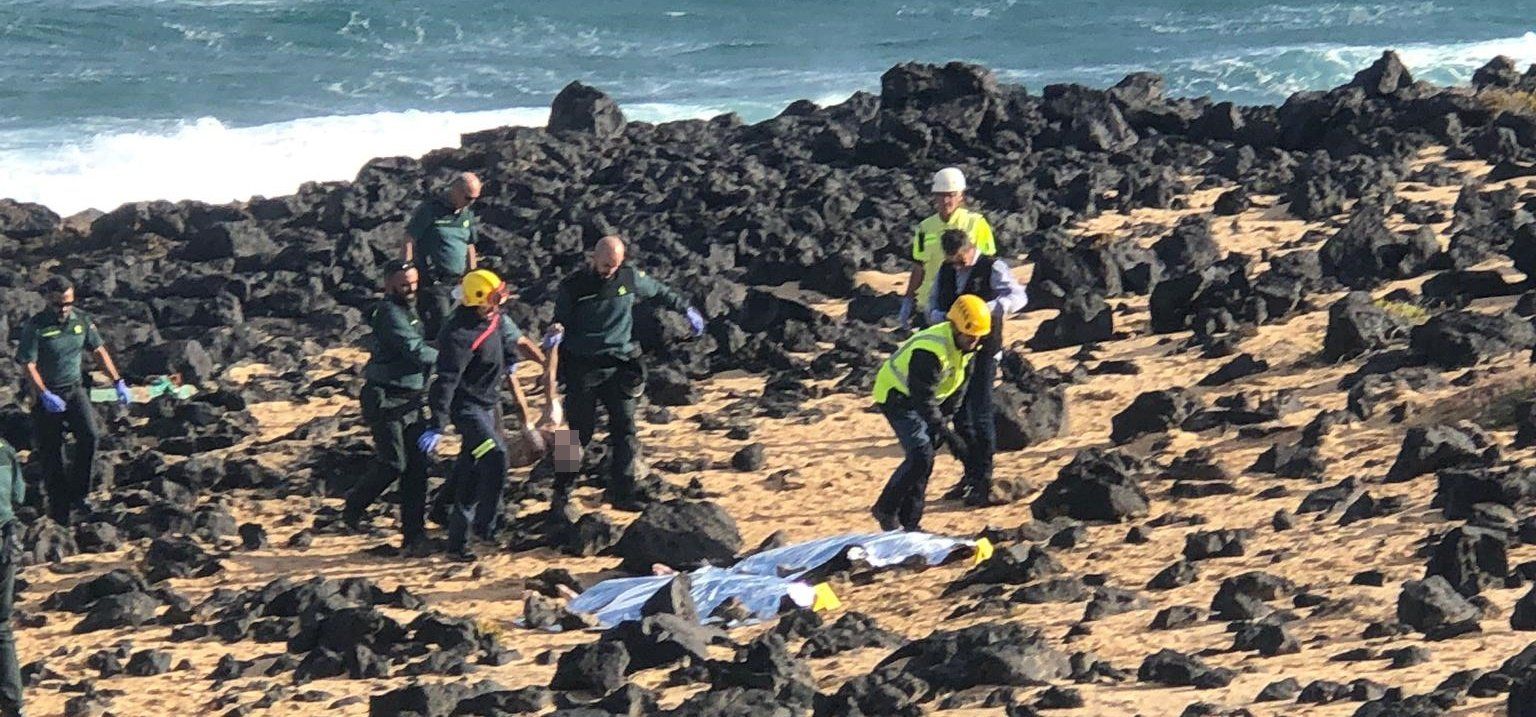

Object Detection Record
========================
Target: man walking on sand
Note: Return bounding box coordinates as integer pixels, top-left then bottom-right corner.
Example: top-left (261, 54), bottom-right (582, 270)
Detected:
top-left (899, 167), bottom-right (996, 329)
top-left (405, 172), bottom-right (482, 340)
top-left (547, 236), bottom-right (705, 511)
top-left (342, 261), bottom-right (437, 555)
top-left (17, 276), bottom-right (131, 525)
top-left (418, 269), bottom-right (545, 561)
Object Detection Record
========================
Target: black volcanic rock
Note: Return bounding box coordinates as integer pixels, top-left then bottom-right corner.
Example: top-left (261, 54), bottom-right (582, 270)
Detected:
top-left (548, 82), bottom-right (626, 138)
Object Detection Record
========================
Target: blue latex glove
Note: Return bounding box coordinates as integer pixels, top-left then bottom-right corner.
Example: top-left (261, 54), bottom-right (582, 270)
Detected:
top-left (897, 297), bottom-right (914, 327)
top-left (417, 428), bottom-right (443, 455)
top-left (40, 391), bottom-right (66, 414)
top-left (686, 307), bottom-right (706, 337)
top-left (114, 380), bottom-right (132, 406)
top-left (541, 328), bottom-right (563, 351)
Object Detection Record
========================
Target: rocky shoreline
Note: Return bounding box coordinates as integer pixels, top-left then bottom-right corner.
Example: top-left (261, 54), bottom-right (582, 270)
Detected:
top-left (4, 51), bottom-right (1536, 716)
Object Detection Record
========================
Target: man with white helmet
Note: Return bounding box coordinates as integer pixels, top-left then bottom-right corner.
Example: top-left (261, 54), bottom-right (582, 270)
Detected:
top-left (899, 167), bottom-right (996, 328)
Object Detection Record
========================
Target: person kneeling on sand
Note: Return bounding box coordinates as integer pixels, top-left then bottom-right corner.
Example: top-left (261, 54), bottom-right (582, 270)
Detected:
top-left (870, 295), bottom-right (991, 532)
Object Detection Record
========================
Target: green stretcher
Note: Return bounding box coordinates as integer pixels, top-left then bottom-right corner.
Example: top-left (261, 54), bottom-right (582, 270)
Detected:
top-left (88, 376), bottom-right (197, 403)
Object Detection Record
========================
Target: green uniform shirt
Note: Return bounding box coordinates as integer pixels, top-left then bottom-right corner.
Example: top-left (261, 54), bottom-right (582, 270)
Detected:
top-left (912, 207), bottom-right (995, 307)
top-left (406, 196), bottom-right (476, 280)
top-left (17, 308), bottom-right (104, 390)
top-left (554, 266), bottom-right (690, 360)
top-left (0, 440), bottom-right (23, 528)
top-left (363, 298), bottom-right (439, 391)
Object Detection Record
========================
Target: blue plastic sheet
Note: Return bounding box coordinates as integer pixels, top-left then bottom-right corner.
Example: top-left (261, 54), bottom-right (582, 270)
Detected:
top-left (557, 531), bottom-right (980, 630)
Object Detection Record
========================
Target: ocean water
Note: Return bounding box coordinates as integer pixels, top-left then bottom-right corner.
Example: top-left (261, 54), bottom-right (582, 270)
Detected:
top-left (2, 0), bottom-right (1534, 215)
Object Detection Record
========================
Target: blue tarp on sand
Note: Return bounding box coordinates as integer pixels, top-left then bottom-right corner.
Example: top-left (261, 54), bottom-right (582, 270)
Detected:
top-left (559, 531), bottom-right (985, 630)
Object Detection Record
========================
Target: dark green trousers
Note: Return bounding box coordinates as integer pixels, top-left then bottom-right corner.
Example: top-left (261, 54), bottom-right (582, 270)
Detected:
top-left (345, 385), bottom-right (430, 542)
top-left (0, 523), bottom-right (22, 716)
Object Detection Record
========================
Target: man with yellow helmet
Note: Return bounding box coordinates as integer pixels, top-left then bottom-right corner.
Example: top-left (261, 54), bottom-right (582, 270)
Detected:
top-left (417, 268), bottom-right (530, 561)
top-left (871, 294), bottom-right (991, 532)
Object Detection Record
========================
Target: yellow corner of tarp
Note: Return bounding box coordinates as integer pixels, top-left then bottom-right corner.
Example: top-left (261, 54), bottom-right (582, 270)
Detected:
top-left (973, 537), bottom-right (995, 565)
top-left (811, 583), bottom-right (842, 612)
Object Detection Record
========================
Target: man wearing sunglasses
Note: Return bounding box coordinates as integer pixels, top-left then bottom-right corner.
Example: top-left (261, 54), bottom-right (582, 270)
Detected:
top-left (16, 275), bottom-right (131, 525)
top-left (405, 172), bottom-right (482, 340)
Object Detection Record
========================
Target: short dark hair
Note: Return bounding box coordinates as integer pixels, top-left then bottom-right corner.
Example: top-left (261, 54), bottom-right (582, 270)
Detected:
top-left (940, 229), bottom-right (973, 256)
top-left (40, 276), bottom-right (73, 295)
top-left (383, 260), bottom-right (416, 276)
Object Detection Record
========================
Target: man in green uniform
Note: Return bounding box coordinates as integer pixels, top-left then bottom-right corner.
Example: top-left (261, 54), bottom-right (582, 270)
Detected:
top-left (343, 262), bottom-right (438, 555)
top-left (0, 439), bottom-right (25, 717)
top-left (17, 276), bottom-right (131, 525)
top-left (548, 236), bottom-right (704, 511)
top-left (405, 172), bottom-right (481, 339)
top-left (899, 167), bottom-right (996, 328)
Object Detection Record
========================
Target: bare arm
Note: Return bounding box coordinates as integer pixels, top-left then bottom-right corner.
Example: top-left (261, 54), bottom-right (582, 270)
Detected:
top-left (403, 239), bottom-right (414, 262)
top-left (515, 336), bottom-right (545, 366)
top-left (542, 344), bottom-right (560, 423)
top-left (506, 369), bottom-right (532, 425)
top-left (94, 347), bottom-right (123, 382)
top-left (24, 364), bottom-right (47, 395)
top-left (467, 244), bottom-right (478, 271)
top-left (905, 262), bottom-right (925, 300)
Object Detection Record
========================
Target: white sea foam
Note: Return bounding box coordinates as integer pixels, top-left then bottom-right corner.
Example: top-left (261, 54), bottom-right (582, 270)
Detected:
top-left (997, 30), bottom-right (1536, 102)
top-left (0, 102), bottom-right (725, 216)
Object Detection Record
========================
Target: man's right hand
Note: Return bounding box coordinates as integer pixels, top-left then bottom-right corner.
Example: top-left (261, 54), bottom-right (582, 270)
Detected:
top-left (417, 428), bottom-right (443, 456)
top-left (40, 391), bottom-right (66, 414)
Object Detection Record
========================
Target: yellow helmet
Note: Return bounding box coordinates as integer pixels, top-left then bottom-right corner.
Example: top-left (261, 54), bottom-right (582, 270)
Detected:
top-left (947, 294), bottom-right (992, 337)
top-left (460, 269), bottom-right (508, 307)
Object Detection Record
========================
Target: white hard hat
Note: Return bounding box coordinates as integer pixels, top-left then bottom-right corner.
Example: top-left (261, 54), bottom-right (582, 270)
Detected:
top-left (931, 167), bottom-right (966, 193)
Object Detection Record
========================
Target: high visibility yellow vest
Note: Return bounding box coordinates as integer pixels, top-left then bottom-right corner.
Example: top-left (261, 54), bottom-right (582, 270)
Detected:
top-left (912, 207), bottom-right (996, 306)
top-left (872, 323), bottom-right (975, 404)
